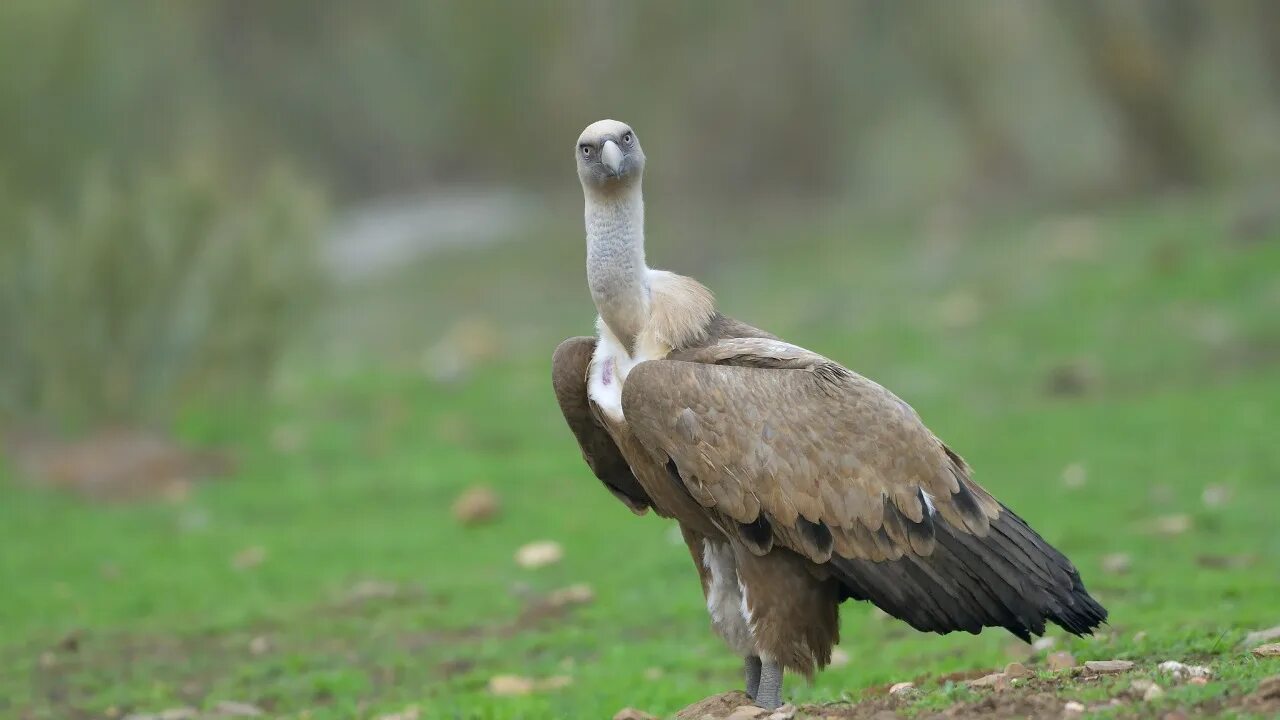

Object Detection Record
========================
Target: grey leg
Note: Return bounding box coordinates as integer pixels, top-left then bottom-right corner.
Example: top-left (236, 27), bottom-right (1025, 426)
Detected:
top-left (744, 655), bottom-right (762, 699)
top-left (755, 657), bottom-right (784, 710)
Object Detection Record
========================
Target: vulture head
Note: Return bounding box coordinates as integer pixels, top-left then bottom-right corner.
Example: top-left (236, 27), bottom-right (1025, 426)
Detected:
top-left (575, 119), bottom-right (645, 193)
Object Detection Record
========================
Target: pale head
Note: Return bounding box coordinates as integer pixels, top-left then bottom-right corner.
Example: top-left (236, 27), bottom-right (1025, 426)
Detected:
top-left (575, 119), bottom-right (645, 193)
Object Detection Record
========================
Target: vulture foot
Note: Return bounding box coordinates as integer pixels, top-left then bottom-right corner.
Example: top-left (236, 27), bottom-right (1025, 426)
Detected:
top-left (743, 655), bottom-right (762, 699)
top-left (754, 658), bottom-right (784, 710)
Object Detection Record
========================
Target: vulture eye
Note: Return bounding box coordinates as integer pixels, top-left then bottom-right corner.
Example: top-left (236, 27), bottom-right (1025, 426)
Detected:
top-left (622, 132), bottom-right (633, 144)
top-left (580, 145), bottom-right (592, 158)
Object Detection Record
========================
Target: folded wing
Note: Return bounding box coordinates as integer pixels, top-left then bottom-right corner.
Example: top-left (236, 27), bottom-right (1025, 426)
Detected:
top-left (622, 337), bottom-right (1106, 640)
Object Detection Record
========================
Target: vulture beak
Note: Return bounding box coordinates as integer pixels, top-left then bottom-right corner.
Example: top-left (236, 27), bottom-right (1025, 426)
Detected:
top-left (601, 140), bottom-right (623, 176)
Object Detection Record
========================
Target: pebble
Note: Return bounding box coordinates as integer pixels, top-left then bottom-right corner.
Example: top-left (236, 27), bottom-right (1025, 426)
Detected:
top-left (1047, 651), bottom-right (1077, 671)
top-left (1158, 660), bottom-right (1212, 681)
top-left (968, 672), bottom-right (1008, 689)
top-left (515, 541), bottom-right (563, 569)
top-left (1084, 659), bottom-right (1134, 674)
top-left (1032, 636), bottom-right (1057, 652)
top-left (1101, 553), bottom-right (1132, 574)
top-left (1251, 642), bottom-right (1280, 658)
top-left (452, 486), bottom-right (501, 525)
top-left (1003, 662), bottom-right (1033, 679)
top-left (488, 675), bottom-right (534, 696)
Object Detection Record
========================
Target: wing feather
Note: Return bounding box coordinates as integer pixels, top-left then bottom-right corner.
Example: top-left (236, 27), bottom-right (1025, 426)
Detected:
top-left (621, 335), bottom-right (1106, 640)
top-left (622, 341), bottom-right (980, 562)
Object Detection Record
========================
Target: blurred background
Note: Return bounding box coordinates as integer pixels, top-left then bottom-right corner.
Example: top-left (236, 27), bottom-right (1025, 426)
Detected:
top-left (2, 2), bottom-right (1279, 718)
top-left (2, 0), bottom-right (1279, 433)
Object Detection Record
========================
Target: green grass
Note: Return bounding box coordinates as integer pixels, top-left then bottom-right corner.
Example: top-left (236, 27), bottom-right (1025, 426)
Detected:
top-left (2, 195), bottom-right (1279, 718)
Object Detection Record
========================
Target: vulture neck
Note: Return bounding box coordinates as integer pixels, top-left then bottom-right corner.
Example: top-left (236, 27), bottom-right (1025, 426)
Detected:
top-left (585, 184), bottom-right (649, 352)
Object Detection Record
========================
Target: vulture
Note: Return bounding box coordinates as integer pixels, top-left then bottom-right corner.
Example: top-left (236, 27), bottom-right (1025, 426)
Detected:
top-left (552, 119), bottom-right (1107, 710)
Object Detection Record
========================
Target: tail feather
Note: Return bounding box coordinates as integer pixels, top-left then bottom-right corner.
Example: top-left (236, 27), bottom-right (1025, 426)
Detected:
top-left (831, 503), bottom-right (1107, 641)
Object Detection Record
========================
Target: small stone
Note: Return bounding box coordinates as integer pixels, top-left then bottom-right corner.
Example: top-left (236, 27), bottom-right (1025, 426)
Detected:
top-left (1152, 514), bottom-right (1192, 535)
top-left (613, 709), bottom-right (658, 720)
top-left (1061, 463), bottom-right (1088, 488)
top-left (1158, 660), bottom-right (1212, 681)
top-left (643, 667), bottom-right (663, 681)
top-left (515, 541), bottom-right (563, 569)
top-left (1102, 553), bottom-right (1132, 575)
top-left (1063, 700), bottom-right (1086, 716)
top-left (1084, 660), bottom-right (1134, 674)
top-left (1243, 626), bottom-right (1280, 647)
top-left (1032, 636), bottom-right (1057, 652)
top-left (488, 675), bottom-right (534, 695)
top-left (1201, 484), bottom-right (1232, 508)
top-left (725, 706), bottom-right (770, 720)
top-left (1144, 684), bottom-right (1165, 701)
top-left (1133, 631), bottom-right (1148, 643)
top-left (968, 672), bottom-right (1008, 689)
top-left (1003, 662), bottom-right (1033, 679)
top-left (829, 647), bottom-right (851, 668)
top-left (1047, 651), bottom-right (1077, 671)
top-left (248, 636), bottom-right (270, 656)
top-left (889, 681), bottom-right (917, 696)
top-left (452, 486), bottom-right (501, 525)
top-left (1252, 643), bottom-right (1280, 658)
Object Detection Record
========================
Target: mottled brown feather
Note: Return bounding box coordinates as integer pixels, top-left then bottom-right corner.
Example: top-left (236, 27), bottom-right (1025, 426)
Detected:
top-left (622, 338), bottom-right (996, 564)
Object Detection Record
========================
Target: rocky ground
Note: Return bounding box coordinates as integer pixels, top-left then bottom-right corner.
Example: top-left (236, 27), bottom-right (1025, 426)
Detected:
top-left (613, 647), bottom-right (1280, 720)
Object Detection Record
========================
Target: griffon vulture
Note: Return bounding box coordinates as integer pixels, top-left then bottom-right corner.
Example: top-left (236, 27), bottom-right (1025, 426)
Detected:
top-left (552, 119), bottom-right (1107, 710)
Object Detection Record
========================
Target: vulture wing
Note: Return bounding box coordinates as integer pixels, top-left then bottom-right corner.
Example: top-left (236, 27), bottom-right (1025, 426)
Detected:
top-left (552, 336), bottom-right (652, 514)
top-left (622, 337), bottom-right (1106, 640)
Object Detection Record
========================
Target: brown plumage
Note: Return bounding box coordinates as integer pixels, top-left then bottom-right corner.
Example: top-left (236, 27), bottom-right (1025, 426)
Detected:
top-left (555, 119), bottom-right (1106, 709)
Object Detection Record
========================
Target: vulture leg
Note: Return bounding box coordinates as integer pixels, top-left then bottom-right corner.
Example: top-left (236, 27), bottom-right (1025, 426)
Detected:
top-left (744, 655), bottom-right (762, 699)
top-left (755, 658), bottom-right (785, 710)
